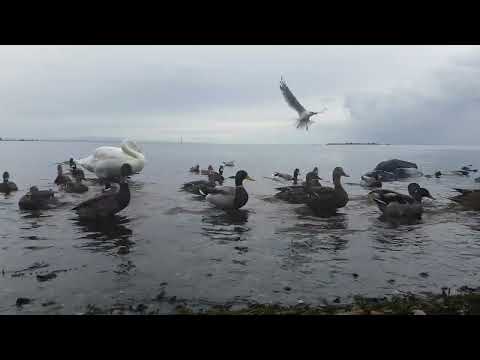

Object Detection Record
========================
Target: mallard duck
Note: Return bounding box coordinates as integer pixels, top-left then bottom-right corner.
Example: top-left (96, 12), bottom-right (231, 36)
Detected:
top-left (200, 170), bottom-right (254, 210)
top-left (200, 165), bottom-right (214, 175)
top-left (54, 164), bottom-right (72, 186)
top-left (210, 165), bottom-right (225, 184)
top-left (190, 164), bottom-right (200, 173)
top-left (306, 167), bottom-right (349, 216)
top-left (275, 169), bottom-right (321, 204)
top-left (370, 183), bottom-right (434, 220)
top-left (182, 173), bottom-right (218, 195)
top-left (72, 164), bottom-right (131, 220)
top-left (65, 177), bottom-right (89, 194)
top-left (70, 162), bottom-right (85, 181)
top-left (0, 171), bottom-right (18, 194)
top-left (450, 188), bottom-right (480, 210)
top-left (223, 161), bottom-right (235, 167)
top-left (18, 186), bottom-right (59, 210)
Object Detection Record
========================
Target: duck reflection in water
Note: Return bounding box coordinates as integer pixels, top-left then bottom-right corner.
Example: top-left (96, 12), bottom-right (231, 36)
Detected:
top-left (201, 209), bottom-right (250, 243)
top-left (73, 215), bottom-right (134, 253)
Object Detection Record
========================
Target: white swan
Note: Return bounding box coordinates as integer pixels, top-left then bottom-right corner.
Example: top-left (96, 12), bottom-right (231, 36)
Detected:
top-left (76, 140), bottom-right (146, 179)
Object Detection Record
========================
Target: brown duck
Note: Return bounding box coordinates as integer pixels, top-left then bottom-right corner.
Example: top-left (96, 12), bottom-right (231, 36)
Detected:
top-left (306, 167), bottom-right (349, 216)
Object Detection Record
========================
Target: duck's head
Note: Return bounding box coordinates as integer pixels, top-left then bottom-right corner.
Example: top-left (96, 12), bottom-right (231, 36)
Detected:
top-left (3, 171), bottom-right (9, 183)
top-left (120, 163), bottom-right (133, 179)
top-left (30, 186), bottom-right (39, 193)
top-left (313, 167), bottom-right (319, 175)
top-left (414, 188), bottom-right (435, 201)
top-left (434, 171), bottom-right (442, 178)
top-left (408, 183), bottom-right (421, 197)
top-left (332, 167), bottom-right (349, 178)
top-left (208, 165), bottom-right (213, 171)
top-left (69, 158), bottom-right (74, 168)
top-left (219, 165), bottom-right (224, 175)
top-left (229, 170), bottom-right (255, 186)
top-left (294, 168), bottom-right (300, 177)
top-left (57, 164), bottom-right (63, 175)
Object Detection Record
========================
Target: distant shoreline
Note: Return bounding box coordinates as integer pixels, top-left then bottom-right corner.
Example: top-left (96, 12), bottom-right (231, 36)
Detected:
top-left (326, 142), bottom-right (390, 146)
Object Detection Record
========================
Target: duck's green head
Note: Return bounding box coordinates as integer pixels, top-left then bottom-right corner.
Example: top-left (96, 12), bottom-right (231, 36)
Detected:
top-left (333, 167), bottom-right (349, 178)
top-left (3, 171), bottom-right (9, 182)
top-left (415, 188), bottom-right (435, 201)
top-left (230, 170), bottom-right (255, 186)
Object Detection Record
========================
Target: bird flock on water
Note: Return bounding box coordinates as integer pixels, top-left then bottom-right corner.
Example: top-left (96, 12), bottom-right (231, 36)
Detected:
top-left (2, 77), bottom-right (480, 225)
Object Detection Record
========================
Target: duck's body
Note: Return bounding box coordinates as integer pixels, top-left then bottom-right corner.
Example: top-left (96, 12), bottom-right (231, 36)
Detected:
top-left (370, 183), bottom-right (434, 220)
top-left (72, 164), bottom-right (132, 219)
top-left (209, 165), bottom-right (225, 184)
top-left (202, 170), bottom-right (254, 210)
top-left (54, 165), bottom-right (72, 186)
top-left (275, 168), bottom-right (318, 204)
top-left (307, 167), bottom-right (349, 216)
top-left (273, 172), bottom-right (294, 181)
top-left (200, 165), bottom-right (214, 175)
top-left (0, 172), bottom-right (18, 194)
top-left (182, 173), bottom-right (218, 195)
top-left (69, 162), bottom-right (86, 181)
top-left (65, 179), bottom-right (89, 194)
top-left (19, 187), bottom-right (59, 210)
top-left (450, 188), bottom-right (480, 210)
top-left (190, 164), bottom-right (200, 173)
top-left (76, 140), bottom-right (145, 179)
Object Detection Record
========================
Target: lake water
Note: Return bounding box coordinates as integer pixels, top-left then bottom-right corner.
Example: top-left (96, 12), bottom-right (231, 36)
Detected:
top-left (1, 141), bottom-right (480, 314)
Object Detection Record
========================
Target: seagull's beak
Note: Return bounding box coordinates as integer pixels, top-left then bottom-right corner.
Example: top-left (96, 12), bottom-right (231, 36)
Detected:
top-left (246, 176), bottom-right (255, 181)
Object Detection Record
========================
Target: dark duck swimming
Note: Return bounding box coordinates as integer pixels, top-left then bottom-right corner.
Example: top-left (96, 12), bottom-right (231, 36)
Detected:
top-left (65, 177), bottom-right (89, 194)
top-left (369, 183), bottom-right (435, 221)
top-left (200, 170), bottom-right (255, 210)
top-left (72, 164), bottom-right (132, 220)
top-left (274, 168), bottom-right (321, 204)
top-left (54, 164), bottom-right (72, 187)
top-left (69, 160), bottom-right (85, 181)
top-left (182, 172), bottom-right (219, 195)
top-left (0, 172), bottom-right (18, 194)
top-left (306, 167), bottom-right (349, 216)
top-left (18, 186), bottom-right (59, 210)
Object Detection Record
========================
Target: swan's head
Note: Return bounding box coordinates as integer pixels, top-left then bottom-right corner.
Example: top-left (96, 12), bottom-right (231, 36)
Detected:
top-left (3, 171), bottom-right (9, 182)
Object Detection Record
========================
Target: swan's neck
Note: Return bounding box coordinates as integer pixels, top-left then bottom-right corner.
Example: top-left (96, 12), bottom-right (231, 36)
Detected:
top-left (121, 142), bottom-right (144, 160)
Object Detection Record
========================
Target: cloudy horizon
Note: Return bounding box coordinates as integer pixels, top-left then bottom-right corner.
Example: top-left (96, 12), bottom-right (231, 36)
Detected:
top-left (0, 45), bottom-right (478, 145)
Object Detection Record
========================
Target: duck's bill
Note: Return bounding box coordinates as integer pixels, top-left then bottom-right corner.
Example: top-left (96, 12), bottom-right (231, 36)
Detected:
top-left (246, 176), bottom-right (255, 181)
top-left (428, 195), bottom-right (436, 200)
top-left (344, 173), bottom-right (350, 177)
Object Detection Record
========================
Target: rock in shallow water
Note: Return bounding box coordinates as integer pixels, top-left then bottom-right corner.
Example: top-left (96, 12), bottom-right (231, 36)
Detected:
top-left (375, 159), bottom-right (418, 172)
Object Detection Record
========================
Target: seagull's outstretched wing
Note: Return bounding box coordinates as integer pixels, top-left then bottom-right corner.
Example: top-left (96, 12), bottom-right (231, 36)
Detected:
top-left (280, 77), bottom-right (306, 115)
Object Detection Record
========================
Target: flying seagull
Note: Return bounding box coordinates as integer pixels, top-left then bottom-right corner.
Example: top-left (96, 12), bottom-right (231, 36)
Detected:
top-left (279, 77), bottom-right (327, 131)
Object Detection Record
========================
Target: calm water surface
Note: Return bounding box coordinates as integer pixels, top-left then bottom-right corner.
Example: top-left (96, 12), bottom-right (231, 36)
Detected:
top-left (1, 141), bottom-right (480, 314)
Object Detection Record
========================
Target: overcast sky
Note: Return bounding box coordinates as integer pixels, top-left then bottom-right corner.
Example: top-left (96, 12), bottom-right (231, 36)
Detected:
top-left (0, 45), bottom-right (478, 144)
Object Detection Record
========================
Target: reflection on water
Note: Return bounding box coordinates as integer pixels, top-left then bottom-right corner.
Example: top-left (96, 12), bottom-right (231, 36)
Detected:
top-left (73, 215), bottom-right (134, 253)
top-left (201, 210), bottom-right (250, 244)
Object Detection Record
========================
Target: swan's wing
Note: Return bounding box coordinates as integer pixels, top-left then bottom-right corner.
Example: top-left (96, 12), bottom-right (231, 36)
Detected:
top-left (280, 77), bottom-right (306, 115)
